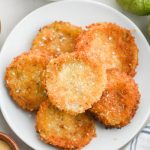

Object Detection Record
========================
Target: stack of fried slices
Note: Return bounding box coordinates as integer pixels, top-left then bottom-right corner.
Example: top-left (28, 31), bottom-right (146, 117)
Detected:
top-left (5, 21), bottom-right (140, 149)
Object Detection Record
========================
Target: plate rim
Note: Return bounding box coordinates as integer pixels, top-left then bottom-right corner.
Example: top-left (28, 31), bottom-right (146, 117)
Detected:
top-left (0, 0), bottom-right (150, 150)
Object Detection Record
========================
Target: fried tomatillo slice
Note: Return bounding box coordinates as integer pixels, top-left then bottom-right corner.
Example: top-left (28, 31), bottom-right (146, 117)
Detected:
top-left (45, 52), bottom-right (107, 115)
top-left (90, 69), bottom-right (140, 128)
top-left (36, 101), bottom-right (96, 149)
top-left (75, 23), bottom-right (138, 76)
top-left (31, 21), bottom-right (82, 56)
top-left (5, 52), bottom-right (49, 111)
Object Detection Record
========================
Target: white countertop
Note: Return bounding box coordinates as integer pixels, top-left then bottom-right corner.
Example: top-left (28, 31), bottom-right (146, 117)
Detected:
top-left (0, 0), bottom-right (149, 149)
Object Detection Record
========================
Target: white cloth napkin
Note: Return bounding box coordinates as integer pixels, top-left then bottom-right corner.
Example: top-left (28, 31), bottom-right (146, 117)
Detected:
top-left (124, 123), bottom-right (150, 150)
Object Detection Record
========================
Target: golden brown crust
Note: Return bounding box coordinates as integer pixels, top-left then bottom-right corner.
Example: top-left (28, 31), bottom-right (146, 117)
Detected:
top-left (31, 21), bottom-right (83, 56)
top-left (90, 69), bottom-right (140, 128)
top-left (5, 51), bottom-right (50, 111)
top-left (36, 101), bottom-right (96, 149)
top-left (75, 23), bottom-right (138, 76)
top-left (59, 148), bottom-right (80, 150)
top-left (45, 52), bottom-right (107, 115)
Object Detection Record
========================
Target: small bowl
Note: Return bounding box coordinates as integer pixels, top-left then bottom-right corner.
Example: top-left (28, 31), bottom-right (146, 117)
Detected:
top-left (0, 132), bottom-right (19, 150)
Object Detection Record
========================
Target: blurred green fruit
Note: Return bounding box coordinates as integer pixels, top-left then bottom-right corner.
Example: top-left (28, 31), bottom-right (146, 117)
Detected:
top-left (117, 0), bottom-right (150, 16)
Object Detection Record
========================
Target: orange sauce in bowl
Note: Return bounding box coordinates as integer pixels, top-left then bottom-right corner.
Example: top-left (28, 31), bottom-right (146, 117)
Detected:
top-left (0, 140), bottom-right (12, 150)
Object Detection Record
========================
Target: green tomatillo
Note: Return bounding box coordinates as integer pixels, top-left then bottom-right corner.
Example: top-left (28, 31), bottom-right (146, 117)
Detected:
top-left (117, 0), bottom-right (150, 16)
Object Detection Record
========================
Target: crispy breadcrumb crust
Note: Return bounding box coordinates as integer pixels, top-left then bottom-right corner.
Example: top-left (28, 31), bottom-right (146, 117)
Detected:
top-left (5, 52), bottom-right (50, 111)
top-left (45, 52), bottom-right (107, 115)
top-left (36, 101), bottom-right (96, 149)
top-left (59, 148), bottom-right (80, 150)
top-left (75, 23), bottom-right (138, 76)
top-left (90, 69), bottom-right (140, 128)
top-left (31, 21), bottom-right (83, 56)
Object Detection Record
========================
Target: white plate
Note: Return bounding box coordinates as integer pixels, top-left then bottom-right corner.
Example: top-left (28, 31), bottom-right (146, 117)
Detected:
top-left (0, 0), bottom-right (150, 150)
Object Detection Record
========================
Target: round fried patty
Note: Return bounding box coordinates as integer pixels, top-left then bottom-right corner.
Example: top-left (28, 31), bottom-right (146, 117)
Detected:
top-left (5, 52), bottom-right (49, 111)
top-left (36, 101), bottom-right (96, 149)
top-left (75, 23), bottom-right (138, 76)
top-left (90, 69), bottom-right (140, 128)
top-left (31, 21), bottom-right (82, 56)
top-left (45, 52), bottom-right (107, 115)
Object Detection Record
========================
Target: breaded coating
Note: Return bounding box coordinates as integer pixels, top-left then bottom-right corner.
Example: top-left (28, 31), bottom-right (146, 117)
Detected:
top-left (59, 149), bottom-right (80, 150)
top-left (90, 69), bottom-right (140, 128)
top-left (36, 101), bottom-right (96, 149)
top-left (75, 23), bottom-right (138, 76)
top-left (5, 52), bottom-right (49, 111)
top-left (31, 21), bottom-right (82, 56)
top-left (45, 52), bottom-right (107, 115)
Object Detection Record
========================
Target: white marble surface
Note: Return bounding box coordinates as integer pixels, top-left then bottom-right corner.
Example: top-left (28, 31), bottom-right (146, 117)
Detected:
top-left (0, 0), bottom-right (149, 149)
